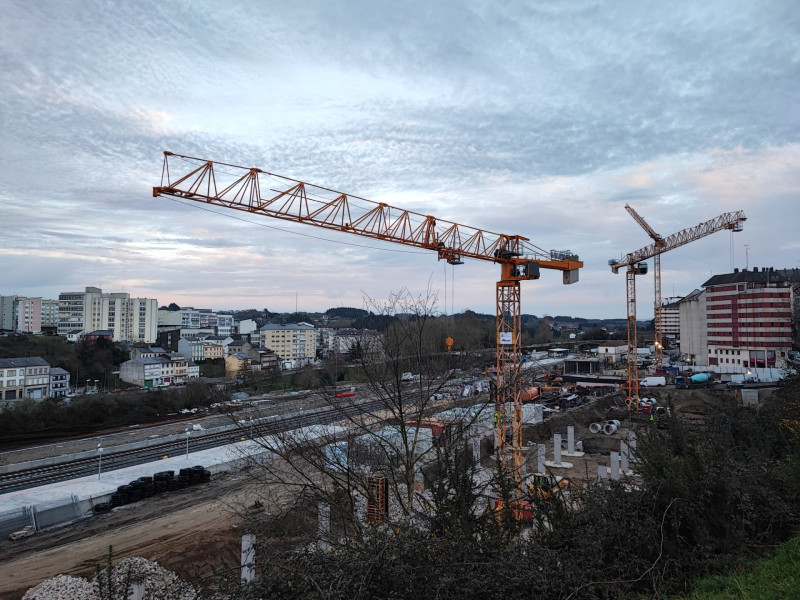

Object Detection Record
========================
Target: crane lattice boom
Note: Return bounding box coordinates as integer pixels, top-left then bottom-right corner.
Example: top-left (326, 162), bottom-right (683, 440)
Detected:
top-left (610, 210), bottom-right (746, 271)
top-left (154, 151), bottom-right (583, 489)
top-left (155, 152), bottom-right (580, 272)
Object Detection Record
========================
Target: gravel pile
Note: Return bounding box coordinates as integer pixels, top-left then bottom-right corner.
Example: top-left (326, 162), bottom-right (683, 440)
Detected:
top-left (21, 575), bottom-right (97, 600)
top-left (22, 557), bottom-right (197, 600)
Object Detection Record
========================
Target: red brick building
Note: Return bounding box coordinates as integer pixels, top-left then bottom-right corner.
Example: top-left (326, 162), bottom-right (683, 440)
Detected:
top-left (703, 267), bottom-right (792, 370)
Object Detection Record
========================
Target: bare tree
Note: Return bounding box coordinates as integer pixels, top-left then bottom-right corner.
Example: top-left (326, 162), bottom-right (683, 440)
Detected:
top-left (229, 287), bottom-right (496, 546)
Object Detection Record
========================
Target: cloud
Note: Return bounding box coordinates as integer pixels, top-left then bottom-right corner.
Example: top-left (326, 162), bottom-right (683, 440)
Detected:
top-left (1, 0), bottom-right (798, 318)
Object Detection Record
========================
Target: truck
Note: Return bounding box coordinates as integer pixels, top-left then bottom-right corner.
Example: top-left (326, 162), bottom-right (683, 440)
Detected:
top-left (674, 373), bottom-right (716, 389)
top-left (640, 376), bottom-right (666, 387)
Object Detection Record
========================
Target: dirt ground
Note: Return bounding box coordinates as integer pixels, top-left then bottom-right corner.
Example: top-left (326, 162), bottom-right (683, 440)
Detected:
top-left (0, 471), bottom-right (253, 600)
top-left (0, 385), bottom-right (768, 599)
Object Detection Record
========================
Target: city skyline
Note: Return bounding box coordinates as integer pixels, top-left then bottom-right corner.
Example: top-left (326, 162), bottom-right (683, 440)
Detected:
top-left (2, 1), bottom-right (798, 319)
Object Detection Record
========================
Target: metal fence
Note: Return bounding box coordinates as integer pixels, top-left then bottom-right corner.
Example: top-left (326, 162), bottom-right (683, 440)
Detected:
top-left (0, 505), bottom-right (34, 538)
top-left (0, 495), bottom-right (83, 538)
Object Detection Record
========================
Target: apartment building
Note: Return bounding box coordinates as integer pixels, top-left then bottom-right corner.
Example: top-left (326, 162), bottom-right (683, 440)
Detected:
top-left (259, 322), bottom-right (316, 365)
top-left (661, 297), bottom-right (682, 340)
top-left (0, 357), bottom-right (51, 402)
top-left (119, 350), bottom-right (195, 387)
top-left (58, 287), bottom-right (158, 343)
top-left (703, 267), bottom-right (792, 370)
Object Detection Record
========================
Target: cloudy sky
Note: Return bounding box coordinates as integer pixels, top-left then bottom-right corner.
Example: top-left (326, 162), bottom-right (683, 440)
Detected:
top-left (1, 0), bottom-right (798, 319)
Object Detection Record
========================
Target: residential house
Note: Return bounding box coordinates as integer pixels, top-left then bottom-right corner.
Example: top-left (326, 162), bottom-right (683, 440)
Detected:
top-left (0, 357), bottom-right (51, 402)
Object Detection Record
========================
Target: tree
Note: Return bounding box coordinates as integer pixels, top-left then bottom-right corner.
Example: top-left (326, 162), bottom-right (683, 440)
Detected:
top-left (535, 316), bottom-right (552, 344)
top-left (229, 287), bottom-right (494, 546)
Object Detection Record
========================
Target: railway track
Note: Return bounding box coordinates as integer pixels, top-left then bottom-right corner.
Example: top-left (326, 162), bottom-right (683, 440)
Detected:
top-left (0, 398), bottom-right (391, 494)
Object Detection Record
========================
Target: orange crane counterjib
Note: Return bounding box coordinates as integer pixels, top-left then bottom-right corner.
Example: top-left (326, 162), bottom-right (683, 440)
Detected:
top-left (610, 210), bottom-right (746, 270)
top-left (153, 152), bottom-right (583, 276)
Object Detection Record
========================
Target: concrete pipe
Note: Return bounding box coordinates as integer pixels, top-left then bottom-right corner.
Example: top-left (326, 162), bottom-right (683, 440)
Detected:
top-left (603, 422), bottom-right (618, 435)
top-left (607, 419), bottom-right (621, 428)
top-left (589, 422), bottom-right (602, 434)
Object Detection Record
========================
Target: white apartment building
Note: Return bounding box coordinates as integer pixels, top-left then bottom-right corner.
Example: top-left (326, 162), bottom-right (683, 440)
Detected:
top-left (260, 322), bottom-right (316, 365)
top-left (41, 299), bottom-right (59, 329)
top-left (58, 287), bottom-right (158, 343)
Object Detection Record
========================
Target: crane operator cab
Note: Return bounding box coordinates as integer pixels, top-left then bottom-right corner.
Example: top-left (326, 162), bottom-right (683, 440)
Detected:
top-left (512, 261), bottom-right (540, 280)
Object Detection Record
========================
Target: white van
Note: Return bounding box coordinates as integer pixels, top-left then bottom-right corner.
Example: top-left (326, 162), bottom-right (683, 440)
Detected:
top-left (640, 376), bottom-right (666, 387)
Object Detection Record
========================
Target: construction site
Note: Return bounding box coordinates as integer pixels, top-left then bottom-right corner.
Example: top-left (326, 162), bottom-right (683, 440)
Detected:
top-left (1, 153), bottom-right (796, 599)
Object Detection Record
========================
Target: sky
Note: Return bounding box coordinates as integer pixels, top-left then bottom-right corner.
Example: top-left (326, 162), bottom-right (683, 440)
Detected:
top-left (1, 0), bottom-right (798, 320)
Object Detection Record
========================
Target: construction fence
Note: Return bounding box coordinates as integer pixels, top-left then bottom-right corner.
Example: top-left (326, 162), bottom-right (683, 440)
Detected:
top-left (0, 494), bottom-right (83, 538)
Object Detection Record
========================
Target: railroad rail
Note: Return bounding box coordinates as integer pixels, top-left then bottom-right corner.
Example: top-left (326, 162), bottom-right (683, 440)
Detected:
top-left (0, 397), bottom-right (392, 494)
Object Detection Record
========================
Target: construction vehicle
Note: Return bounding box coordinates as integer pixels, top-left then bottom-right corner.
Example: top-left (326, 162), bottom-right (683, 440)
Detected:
top-left (494, 473), bottom-right (574, 523)
top-left (610, 208), bottom-right (746, 410)
top-left (674, 373), bottom-right (717, 389)
top-left (153, 151), bottom-right (582, 491)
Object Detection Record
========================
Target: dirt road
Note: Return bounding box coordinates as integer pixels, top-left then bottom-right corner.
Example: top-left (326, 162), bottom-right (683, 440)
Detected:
top-left (0, 471), bottom-right (252, 600)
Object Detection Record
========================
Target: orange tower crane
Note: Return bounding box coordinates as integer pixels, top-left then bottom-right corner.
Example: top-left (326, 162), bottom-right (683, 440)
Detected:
top-left (624, 204), bottom-right (667, 373)
top-left (609, 209), bottom-right (746, 410)
top-left (153, 151), bottom-right (583, 482)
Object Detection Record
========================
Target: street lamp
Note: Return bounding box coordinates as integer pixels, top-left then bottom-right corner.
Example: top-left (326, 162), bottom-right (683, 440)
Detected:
top-left (97, 443), bottom-right (103, 480)
top-left (185, 428), bottom-right (190, 459)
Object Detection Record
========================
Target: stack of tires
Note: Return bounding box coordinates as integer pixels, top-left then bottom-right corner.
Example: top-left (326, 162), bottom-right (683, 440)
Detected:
top-left (100, 465), bottom-right (211, 513)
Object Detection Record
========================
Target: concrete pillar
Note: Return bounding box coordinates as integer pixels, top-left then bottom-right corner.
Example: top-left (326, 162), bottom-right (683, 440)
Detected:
top-left (553, 434), bottom-right (562, 465)
top-left (318, 501), bottom-right (331, 553)
top-left (241, 533), bottom-right (256, 583)
top-left (567, 426), bottom-right (575, 454)
top-left (610, 451), bottom-right (620, 481)
top-left (537, 444), bottom-right (546, 473)
top-left (598, 464), bottom-right (607, 479)
top-left (472, 438), bottom-right (481, 468)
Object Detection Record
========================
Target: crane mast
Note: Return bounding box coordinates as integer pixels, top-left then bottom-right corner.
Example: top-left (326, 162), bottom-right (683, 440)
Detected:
top-left (610, 209), bottom-right (746, 409)
top-left (625, 204), bottom-right (667, 375)
top-left (154, 151), bottom-right (583, 483)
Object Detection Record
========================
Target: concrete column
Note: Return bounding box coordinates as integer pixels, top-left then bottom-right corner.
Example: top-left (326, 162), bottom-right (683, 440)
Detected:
top-left (567, 426), bottom-right (575, 454)
top-left (553, 434), bottom-right (562, 465)
top-left (318, 501), bottom-right (331, 553)
top-left (598, 464), bottom-right (607, 479)
top-left (241, 533), bottom-right (256, 583)
top-left (610, 451), bottom-right (620, 481)
top-left (545, 433), bottom-right (573, 469)
top-left (537, 444), bottom-right (546, 473)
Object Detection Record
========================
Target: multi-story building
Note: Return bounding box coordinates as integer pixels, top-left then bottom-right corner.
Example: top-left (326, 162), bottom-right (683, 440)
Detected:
top-left (661, 297), bottom-right (682, 341)
top-left (260, 322), bottom-right (316, 366)
top-left (0, 296), bottom-right (17, 331)
top-left (41, 299), bottom-right (59, 330)
top-left (0, 357), bottom-right (51, 402)
top-left (49, 367), bottom-right (71, 397)
top-left (119, 350), bottom-right (195, 387)
top-left (58, 287), bottom-right (158, 343)
top-left (12, 297), bottom-right (42, 333)
top-left (679, 289), bottom-right (708, 366)
top-left (703, 267), bottom-right (792, 371)
top-left (58, 286), bottom-right (103, 335)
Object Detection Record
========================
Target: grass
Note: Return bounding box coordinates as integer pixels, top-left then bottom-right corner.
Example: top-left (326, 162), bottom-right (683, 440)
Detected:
top-left (683, 537), bottom-right (800, 599)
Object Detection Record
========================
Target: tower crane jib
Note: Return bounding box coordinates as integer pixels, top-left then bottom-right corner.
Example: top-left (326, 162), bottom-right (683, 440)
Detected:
top-left (154, 151), bottom-right (583, 486)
